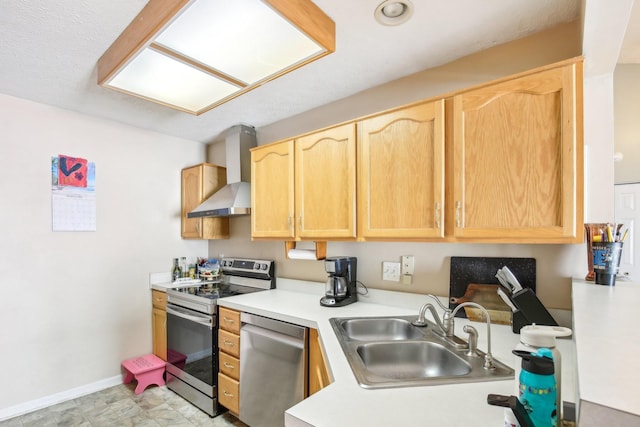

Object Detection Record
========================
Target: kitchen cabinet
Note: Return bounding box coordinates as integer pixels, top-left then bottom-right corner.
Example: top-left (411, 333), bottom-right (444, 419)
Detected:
top-left (358, 100), bottom-right (445, 239)
top-left (308, 328), bottom-right (331, 395)
top-left (181, 163), bottom-right (229, 240)
top-left (218, 307), bottom-right (241, 415)
top-left (151, 290), bottom-right (167, 361)
top-left (251, 122), bottom-right (357, 240)
top-left (450, 60), bottom-right (583, 242)
top-left (251, 140), bottom-right (295, 238)
top-left (250, 58), bottom-right (583, 243)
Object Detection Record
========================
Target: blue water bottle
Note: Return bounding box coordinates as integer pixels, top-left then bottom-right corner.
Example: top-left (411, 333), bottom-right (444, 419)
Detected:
top-left (512, 348), bottom-right (557, 427)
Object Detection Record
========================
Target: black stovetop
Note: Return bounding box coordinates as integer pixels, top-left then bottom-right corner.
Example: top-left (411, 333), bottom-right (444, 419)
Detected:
top-left (170, 281), bottom-right (262, 300)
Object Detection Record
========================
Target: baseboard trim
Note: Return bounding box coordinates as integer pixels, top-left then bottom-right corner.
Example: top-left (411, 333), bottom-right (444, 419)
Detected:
top-left (0, 375), bottom-right (122, 421)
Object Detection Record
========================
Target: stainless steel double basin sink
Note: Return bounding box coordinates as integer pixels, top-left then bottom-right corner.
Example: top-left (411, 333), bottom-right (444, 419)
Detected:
top-left (329, 315), bottom-right (514, 389)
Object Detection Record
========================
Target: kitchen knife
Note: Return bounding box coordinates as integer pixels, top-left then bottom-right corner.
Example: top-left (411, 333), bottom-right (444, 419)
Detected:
top-left (497, 287), bottom-right (518, 312)
top-left (495, 271), bottom-right (513, 294)
top-left (500, 266), bottom-right (524, 293)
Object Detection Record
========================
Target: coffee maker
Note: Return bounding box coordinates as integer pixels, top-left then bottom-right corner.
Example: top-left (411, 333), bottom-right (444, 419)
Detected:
top-left (320, 257), bottom-right (357, 307)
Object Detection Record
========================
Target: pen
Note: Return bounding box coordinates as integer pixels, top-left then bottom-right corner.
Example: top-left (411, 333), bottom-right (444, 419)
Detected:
top-left (606, 224), bottom-right (614, 242)
top-left (621, 228), bottom-right (629, 242)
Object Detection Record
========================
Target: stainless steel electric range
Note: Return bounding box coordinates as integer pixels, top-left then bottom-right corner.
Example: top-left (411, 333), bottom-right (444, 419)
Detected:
top-left (165, 257), bottom-right (275, 417)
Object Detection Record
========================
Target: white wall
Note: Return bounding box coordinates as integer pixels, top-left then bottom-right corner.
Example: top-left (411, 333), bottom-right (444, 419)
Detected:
top-left (0, 94), bottom-right (207, 416)
top-left (207, 22), bottom-right (587, 311)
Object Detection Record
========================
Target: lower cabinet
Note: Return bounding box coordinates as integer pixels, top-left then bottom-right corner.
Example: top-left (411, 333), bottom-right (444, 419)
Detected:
top-left (218, 370), bottom-right (240, 414)
top-left (218, 307), bottom-right (241, 415)
top-left (151, 290), bottom-right (167, 361)
top-left (309, 328), bottom-right (331, 395)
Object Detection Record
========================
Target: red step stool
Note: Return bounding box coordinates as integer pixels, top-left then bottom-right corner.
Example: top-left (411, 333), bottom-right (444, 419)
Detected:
top-left (122, 354), bottom-right (166, 394)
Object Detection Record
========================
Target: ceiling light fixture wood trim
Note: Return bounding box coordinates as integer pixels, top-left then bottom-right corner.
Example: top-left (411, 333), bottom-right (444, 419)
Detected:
top-left (149, 42), bottom-right (248, 88)
top-left (97, 0), bottom-right (335, 115)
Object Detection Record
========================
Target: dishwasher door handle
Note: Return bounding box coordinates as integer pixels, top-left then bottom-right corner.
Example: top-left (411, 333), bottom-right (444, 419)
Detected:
top-left (240, 324), bottom-right (305, 350)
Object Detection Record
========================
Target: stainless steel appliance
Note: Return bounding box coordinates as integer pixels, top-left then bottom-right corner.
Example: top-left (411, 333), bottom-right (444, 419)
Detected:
top-left (239, 312), bottom-right (307, 427)
top-left (165, 257), bottom-right (275, 417)
top-left (320, 256), bottom-right (357, 307)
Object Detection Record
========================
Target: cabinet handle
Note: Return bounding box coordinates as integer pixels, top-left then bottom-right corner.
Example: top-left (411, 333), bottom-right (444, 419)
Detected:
top-left (223, 390), bottom-right (234, 397)
top-left (298, 215), bottom-right (302, 227)
top-left (223, 340), bottom-right (235, 347)
top-left (455, 200), bottom-right (462, 228)
top-left (223, 317), bottom-right (235, 324)
top-left (223, 362), bottom-right (235, 369)
top-left (196, 221), bottom-right (200, 233)
top-left (435, 202), bottom-right (441, 229)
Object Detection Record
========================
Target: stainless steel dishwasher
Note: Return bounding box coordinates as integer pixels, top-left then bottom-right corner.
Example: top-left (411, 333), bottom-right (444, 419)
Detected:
top-left (239, 312), bottom-right (307, 427)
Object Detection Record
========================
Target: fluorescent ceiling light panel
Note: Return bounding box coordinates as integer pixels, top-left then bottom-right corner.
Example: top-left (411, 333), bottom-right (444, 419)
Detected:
top-left (156, 0), bottom-right (324, 84)
top-left (109, 48), bottom-right (239, 112)
top-left (97, 0), bottom-right (335, 115)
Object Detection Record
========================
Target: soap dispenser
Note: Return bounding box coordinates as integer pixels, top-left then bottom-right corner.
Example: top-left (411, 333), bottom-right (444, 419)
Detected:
top-left (513, 348), bottom-right (557, 427)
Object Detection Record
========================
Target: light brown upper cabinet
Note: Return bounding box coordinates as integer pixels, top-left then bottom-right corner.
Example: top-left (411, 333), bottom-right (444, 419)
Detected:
top-left (181, 163), bottom-right (229, 239)
top-left (450, 61), bottom-right (583, 242)
top-left (358, 100), bottom-right (445, 239)
top-left (251, 140), bottom-right (295, 239)
top-left (249, 58), bottom-right (583, 243)
top-left (251, 123), bottom-right (357, 240)
top-left (295, 123), bottom-right (357, 239)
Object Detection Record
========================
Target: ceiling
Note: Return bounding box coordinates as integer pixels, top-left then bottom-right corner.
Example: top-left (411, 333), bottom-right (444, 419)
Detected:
top-left (0, 0), bottom-right (635, 144)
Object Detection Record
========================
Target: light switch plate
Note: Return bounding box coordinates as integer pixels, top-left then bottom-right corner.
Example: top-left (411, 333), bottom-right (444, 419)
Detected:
top-left (401, 255), bottom-right (415, 275)
top-left (382, 261), bottom-right (401, 281)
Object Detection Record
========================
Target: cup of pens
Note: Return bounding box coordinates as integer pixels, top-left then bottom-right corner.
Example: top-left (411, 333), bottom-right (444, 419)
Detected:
top-left (591, 224), bottom-right (627, 286)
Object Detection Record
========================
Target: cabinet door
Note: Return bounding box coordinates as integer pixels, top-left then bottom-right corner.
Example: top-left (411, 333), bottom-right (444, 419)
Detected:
top-left (219, 352), bottom-right (240, 381)
top-left (251, 141), bottom-right (295, 238)
top-left (295, 123), bottom-right (357, 239)
top-left (219, 329), bottom-right (240, 359)
top-left (308, 328), bottom-right (331, 396)
top-left (219, 307), bottom-right (241, 334)
top-left (181, 164), bottom-right (229, 239)
top-left (452, 62), bottom-right (582, 241)
top-left (358, 101), bottom-right (445, 239)
top-left (152, 307), bottom-right (167, 361)
top-left (218, 373), bottom-right (240, 414)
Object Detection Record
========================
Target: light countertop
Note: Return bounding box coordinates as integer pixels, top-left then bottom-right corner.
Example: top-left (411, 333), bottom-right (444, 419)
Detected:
top-left (571, 279), bottom-right (640, 425)
top-left (217, 278), bottom-right (576, 427)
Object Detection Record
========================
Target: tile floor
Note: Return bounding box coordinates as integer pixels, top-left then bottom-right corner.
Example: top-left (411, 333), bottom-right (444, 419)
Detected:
top-left (0, 384), bottom-right (248, 427)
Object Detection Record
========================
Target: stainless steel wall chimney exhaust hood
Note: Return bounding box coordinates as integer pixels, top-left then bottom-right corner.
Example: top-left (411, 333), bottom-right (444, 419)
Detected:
top-left (188, 124), bottom-right (257, 218)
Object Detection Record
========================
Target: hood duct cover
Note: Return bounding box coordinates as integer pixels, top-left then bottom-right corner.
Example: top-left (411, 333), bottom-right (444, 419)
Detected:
top-left (187, 124), bottom-right (256, 218)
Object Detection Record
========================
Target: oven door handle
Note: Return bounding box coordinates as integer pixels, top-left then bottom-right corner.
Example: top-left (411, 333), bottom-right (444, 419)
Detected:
top-left (166, 305), bottom-right (213, 328)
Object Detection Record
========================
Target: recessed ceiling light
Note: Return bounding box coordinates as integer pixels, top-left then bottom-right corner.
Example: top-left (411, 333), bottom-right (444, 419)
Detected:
top-left (374, 0), bottom-right (414, 26)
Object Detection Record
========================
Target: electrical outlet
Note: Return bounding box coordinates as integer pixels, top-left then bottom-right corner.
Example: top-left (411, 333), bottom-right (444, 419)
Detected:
top-left (382, 261), bottom-right (401, 281)
top-left (401, 255), bottom-right (415, 275)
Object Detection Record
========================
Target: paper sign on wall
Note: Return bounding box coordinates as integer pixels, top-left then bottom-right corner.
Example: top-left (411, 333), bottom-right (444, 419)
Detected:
top-left (51, 154), bottom-right (96, 231)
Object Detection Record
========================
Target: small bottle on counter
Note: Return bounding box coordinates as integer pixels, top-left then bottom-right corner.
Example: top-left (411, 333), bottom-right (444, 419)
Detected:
top-left (172, 258), bottom-right (182, 282)
top-left (180, 257), bottom-right (187, 278)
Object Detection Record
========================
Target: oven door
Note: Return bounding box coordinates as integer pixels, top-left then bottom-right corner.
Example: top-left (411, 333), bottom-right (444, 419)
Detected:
top-left (166, 303), bottom-right (216, 396)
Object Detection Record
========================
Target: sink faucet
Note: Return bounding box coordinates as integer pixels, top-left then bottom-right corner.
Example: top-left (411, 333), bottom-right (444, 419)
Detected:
top-left (411, 296), bottom-right (448, 334)
top-left (451, 302), bottom-right (495, 370)
top-left (413, 295), bottom-right (495, 370)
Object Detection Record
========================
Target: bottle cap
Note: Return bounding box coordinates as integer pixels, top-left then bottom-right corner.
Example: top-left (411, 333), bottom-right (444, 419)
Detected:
top-left (520, 324), bottom-right (572, 347)
top-left (513, 348), bottom-right (555, 375)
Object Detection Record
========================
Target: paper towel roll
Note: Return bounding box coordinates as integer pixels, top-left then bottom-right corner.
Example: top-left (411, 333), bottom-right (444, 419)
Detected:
top-left (287, 249), bottom-right (318, 260)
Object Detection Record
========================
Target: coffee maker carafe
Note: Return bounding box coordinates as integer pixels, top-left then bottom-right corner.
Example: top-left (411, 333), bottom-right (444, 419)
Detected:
top-left (320, 257), bottom-right (357, 307)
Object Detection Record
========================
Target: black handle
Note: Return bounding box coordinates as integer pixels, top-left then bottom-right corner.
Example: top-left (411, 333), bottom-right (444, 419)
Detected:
top-left (487, 394), bottom-right (534, 427)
